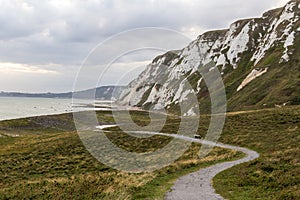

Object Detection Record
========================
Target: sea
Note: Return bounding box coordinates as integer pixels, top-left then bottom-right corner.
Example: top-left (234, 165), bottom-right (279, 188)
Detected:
top-left (0, 97), bottom-right (109, 121)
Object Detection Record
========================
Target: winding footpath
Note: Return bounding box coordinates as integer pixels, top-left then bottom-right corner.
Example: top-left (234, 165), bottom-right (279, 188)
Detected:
top-left (97, 126), bottom-right (260, 200)
top-left (129, 131), bottom-right (260, 200)
top-left (165, 137), bottom-right (259, 200)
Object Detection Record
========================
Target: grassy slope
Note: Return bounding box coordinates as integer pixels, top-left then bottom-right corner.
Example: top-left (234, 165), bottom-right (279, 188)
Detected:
top-left (225, 41), bottom-right (300, 112)
top-left (194, 6), bottom-right (300, 113)
top-left (214, 106), bottom-right (300, 200)
top-left (0, 106), bottom-right (299, 199)
top-left (0, 111), bottom-right (242, 200)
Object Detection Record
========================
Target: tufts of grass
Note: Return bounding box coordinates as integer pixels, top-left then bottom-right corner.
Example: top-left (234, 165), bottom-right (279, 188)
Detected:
top-left (2, 106), bottom-right (299, 199)
top-left (0, 111), bottom-right (242, 200)
top-left (213, 106), bottom-right (300, 200)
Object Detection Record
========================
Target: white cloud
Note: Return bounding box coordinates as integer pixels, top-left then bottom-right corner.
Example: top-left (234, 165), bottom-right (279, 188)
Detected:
top-left (0, 62), bottom-right (59, 74)
top-left (0, 0), bottom-right (291, 92)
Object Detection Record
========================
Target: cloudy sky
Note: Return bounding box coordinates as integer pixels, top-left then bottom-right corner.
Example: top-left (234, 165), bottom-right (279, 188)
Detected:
top-left (0, 0), bottom-right (290, 93)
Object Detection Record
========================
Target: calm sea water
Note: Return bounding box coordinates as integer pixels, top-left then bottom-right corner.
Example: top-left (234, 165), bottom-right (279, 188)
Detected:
top-left (0, 97), bottom-right (97, 121)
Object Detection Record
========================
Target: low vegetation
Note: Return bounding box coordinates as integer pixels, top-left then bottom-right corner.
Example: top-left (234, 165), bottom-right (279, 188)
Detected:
top-left (0, 106), bottom-right (299, 199)
top-left (0, 111), bottom-right (241, 199)
top-left (214, 106), bottom-right (300, 200)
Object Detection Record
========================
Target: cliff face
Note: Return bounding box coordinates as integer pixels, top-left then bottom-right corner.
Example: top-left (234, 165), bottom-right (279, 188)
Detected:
top-left (119, 0), bottom-right (300, 114)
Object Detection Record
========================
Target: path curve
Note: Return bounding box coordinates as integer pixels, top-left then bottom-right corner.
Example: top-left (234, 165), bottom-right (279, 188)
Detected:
top-left (129, 131), bottom-right (259, 200)
top-left (96, 127), bottom-right (259, 200)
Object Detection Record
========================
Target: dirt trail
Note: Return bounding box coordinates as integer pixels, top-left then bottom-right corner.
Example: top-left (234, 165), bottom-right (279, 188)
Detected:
top-left (128, 131), bottom-right (259, 200)
top-left (162, 134), bottom-right (259, 200)
top-left (96, 127), bottom-right (259, 200)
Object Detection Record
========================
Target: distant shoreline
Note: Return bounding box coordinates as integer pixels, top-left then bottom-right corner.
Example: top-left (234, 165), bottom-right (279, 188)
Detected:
top-left (0, 97), bottom-right (104, 122)
top-left (0, 97), bottom-right (116, 122)
top-left (0, 85), bottom-right (125, 100)
top-left (0, 110), bottom-right (73, 122)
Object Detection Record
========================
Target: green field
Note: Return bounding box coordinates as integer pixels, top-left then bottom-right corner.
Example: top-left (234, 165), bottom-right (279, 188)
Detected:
top-left (214, 107), bottom-right (300, 200)
top-left (0, 110), bottom-right (241, 199)
top-left (0, 106), bottom-right (299, 199)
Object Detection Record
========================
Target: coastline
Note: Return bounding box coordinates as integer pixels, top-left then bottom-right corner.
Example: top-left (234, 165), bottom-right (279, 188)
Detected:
top-left (0, 97), bottom-right (113, 122)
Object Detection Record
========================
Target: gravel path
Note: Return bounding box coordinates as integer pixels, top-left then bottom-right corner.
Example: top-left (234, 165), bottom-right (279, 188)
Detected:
top-left (128, 131), bottom-right (259, 200)
top-left (163, 135), bottom-right (259, 200)
top-left (96, 128), bottom-right (259, 200)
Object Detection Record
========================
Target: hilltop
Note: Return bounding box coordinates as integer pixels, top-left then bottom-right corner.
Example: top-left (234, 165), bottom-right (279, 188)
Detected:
top-left (119, 0), bottom-right (300, 113)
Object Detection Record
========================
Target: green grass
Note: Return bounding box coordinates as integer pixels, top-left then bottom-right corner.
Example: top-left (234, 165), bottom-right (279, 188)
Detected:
top-left (0, 110), bottom-right (242, 200)
top-left (132, 146), bottom-right (245, 199)
top-left (214, 106), bottom-right (300, 200)
top-left (1, 106), bottom-right (299, 199)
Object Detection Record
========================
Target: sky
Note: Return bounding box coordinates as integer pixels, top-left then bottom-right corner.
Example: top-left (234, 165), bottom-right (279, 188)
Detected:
top-left (0, 0), bottom-right (290, 93)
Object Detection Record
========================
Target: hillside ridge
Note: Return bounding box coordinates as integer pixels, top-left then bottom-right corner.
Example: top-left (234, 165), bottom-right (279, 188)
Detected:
top-left (119, 0), bottom-right (300, 113)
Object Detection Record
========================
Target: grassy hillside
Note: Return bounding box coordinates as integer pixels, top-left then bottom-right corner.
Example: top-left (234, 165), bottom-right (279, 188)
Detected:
top-left (0, 106), bottom-right (299, 199)
top-left (224, 37), bottom-right (300, 112)
top-left (0, 111), bottom-right (241, 200)
top-left (214, 106), bottom-right (300, 199)
top-left (195, 25), bottom-right (300, 113)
